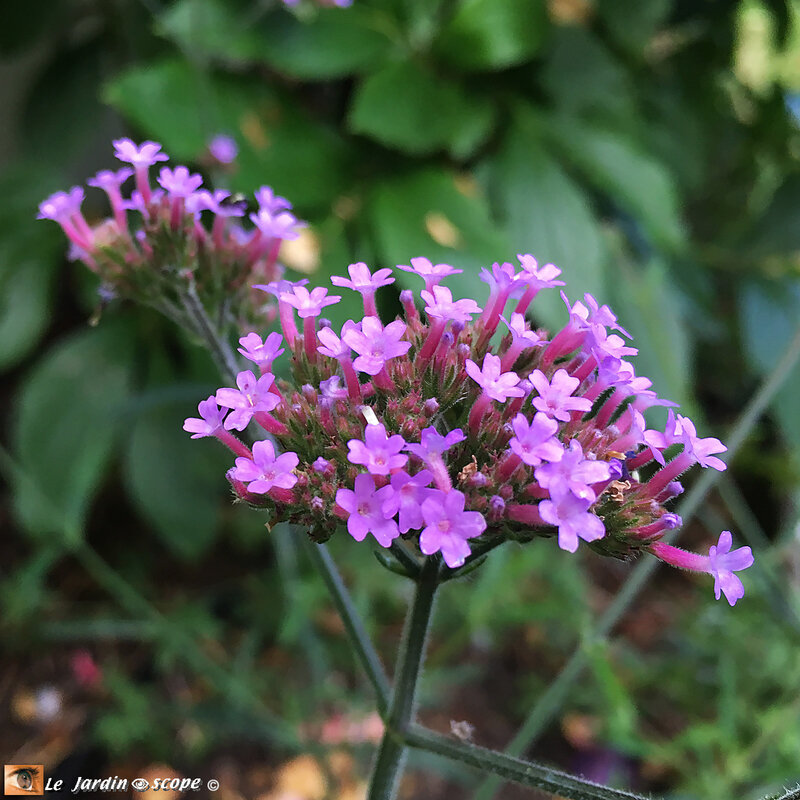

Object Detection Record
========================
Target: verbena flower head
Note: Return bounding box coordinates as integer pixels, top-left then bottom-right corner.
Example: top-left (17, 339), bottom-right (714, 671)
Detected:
top-left (182, 246), bottom-right (753, 600)
top-left (39, 140), bottom-right (302, 337)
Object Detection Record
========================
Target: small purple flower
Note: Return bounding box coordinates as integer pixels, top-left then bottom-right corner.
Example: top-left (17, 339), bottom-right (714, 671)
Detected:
top-left (465, 353), bottom-right (525, 402)
top-left (405, 427), bottom-right (466, 461)
top-left (382, 470), bottom-right (435, 533)
top-left (113, 138), bottom-right (169, 168)
top-left (530, 369), bottom-right (592, 421)
top-left (157, 166), bottom-right (203, 197)
top-left (335, 473), bottom-right (399, 546)
top-left (215, 370), bottom-right (281, 430)
top-left (249, 207), bottom-right (304, 240)
top-left (583, 294), bottom-right (630, 338)
top-left (208, 134), bottom-right (238, 164)
top-left (317, 321), bottom-right (359, 360)
top-left (37, 188), bottom-right (83, 222)
top-left (676, 414), bottom-right (727, 471)
top-left (255, 186), bottom-right (292, 213)
top-left (319, 375), bottom-right (349, 399)
top-left (643, 409), bottom-right (682, 465)
top-left (87, 168), bottom-right (133, 193)
top-left (342, 316), bottom-right (411, 375)
top-left (587, 327), bottom-right (638, 362)
top-left (397, 257), bottom-right (463, 288)
top-left (187, 189), bottom-right (245, 218)
top-left (419, 490), bottom-right (487, 568)
top-left (280, 285), bottom-right (341, 319)
top-left (538, 484), bottom-right (606, 553)
top-left (231, 440), bottom-right (299, 494)
top-left (421, 286), bottom-right (482, 324)
top-left (347, 423), bottom-right (408, 475)
top-left (707, 531), bottom-right (754, 606)
top-left (254, 278), bottom-right (309, 299)
top-left (37, 188), bottom-right (93, 251)
top-left (238, 332), bottom-right (284, 369)
top-left (313, 456), bottom-right (331, 473)
top-left (183, 396), bottom-right (227, 438)
top-left (122, 189), bottom-right (164, 214)
top-left (500, 313), bottom-right (545, 348)
top-left (560, 292), bottom-right (594, 332)
top-left (535, 440), bottom-right (615, 501)
top-left (480, 261), bottom-right (524, 296)
top-left (331, 262), bottom-right (395, 293)
top-left (516, 254), bottom-right (565, 291)
top-left (508, 413), bottom-right (563, 467)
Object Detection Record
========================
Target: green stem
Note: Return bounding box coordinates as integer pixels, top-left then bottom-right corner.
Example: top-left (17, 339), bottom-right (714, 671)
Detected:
top-left (301, 537), bottom-right (391, 713)
top-left (178, 281), bottom-right (240, 382)
top-left (367, 557), bottom-right (440, 800)
top-left (474, 321), bottom-right (800, 800)
top-left (389, 540), bottom-right (422, 578)
top-left (405, 726), bottom-right (649, 800)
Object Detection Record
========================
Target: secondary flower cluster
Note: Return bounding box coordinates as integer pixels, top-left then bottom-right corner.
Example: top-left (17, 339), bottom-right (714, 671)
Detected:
top-left (38, 139), bottom-right (303, 333)
top-left (184, 256), bottom-right (753, 605)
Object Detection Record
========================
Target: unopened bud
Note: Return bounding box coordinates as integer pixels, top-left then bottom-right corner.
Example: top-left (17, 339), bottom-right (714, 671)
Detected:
top-left (423, 398), bottom-right (439, 417)
top-left (302, 384), bottom-right (317, 402)
top-left (313, 457), bottom-right (331, 474)
top-left (488, 495), bottom-right (506, 521)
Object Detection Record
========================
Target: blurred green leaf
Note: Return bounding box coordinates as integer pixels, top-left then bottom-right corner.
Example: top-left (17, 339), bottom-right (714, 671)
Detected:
top-left (22, 41), bottom-right (111, 167)
top-left (12, 320), bottom-right (135, 539)
top-left (157, 0), bottom-right (269, 64)
top-left (349, 60), bottom-right (494, 155)
top-left (0, 263), bottom-right (57, 371)
top-left (0, 162), bottom-right (62, 370)
top-left (435, 0), bottom-right (549, 71)
top-left (738, 174), bottom-right (800, 259)
top-left (105, 58), bottom-right (351, 210)
top-left (739, 280), bottom-right (800, 462)
top-left (369, 166), bottom-right (509, 298)
top-left (160, 0), bottom-right (395, 78)
top-left (259, 6), bottom-right (398, 79)
top-left (596, 0), bottom-right (671, 54)
top-left (481, 107), bottom-right (606, 329)
top-left (543, 116), bottom-right (686, 252)
top-left (540, 27), bottom-right (636, 126)
top-left (606, 253), bottom-right (693, 410)
top-left (124, 401), bottom-right (226, 561)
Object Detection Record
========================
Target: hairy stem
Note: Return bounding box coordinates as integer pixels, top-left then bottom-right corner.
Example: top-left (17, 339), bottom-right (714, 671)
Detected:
top-left (367, 556), bottom-right (440, 800)
top-left (406, 725), bottom-right (649, 800)
top-left (178, 281), bottom-right (240, 382)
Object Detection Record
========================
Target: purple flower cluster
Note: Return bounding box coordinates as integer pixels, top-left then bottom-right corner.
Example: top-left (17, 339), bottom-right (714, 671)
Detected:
top-left (181, 250), bottom-right (753, 602)
top-left (38, 139), bottom-right (304, 332)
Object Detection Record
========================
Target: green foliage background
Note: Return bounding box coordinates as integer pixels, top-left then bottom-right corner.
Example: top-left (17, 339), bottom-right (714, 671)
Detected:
top-left (1, 1), bottom-right (800, 798)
